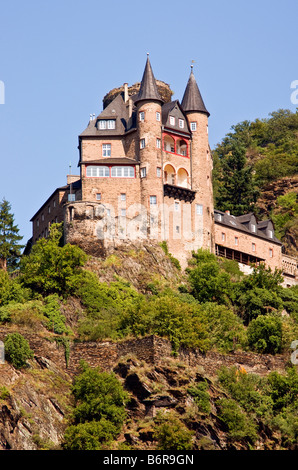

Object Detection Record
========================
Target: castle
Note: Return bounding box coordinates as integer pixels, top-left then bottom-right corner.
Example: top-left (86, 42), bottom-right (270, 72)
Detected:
top-left (28, 55), bottom-right (297, 286)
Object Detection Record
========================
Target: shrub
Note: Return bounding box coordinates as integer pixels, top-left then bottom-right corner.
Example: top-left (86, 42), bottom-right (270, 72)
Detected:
top-left (63, 419), bottom-right (118, 450)
top-left (247, 315), bottom-right (283, 354)
top-left (217, 398), bottom-right (258, 443)
top-left (0, 300), bottom-right (45, 328)
top-left (4, 332), bottom-right (34, 369)
top-left (153, 411), bottom-right (194, 450)
top-left (71, 362), bottom-right (128, 430)
top-left (187, 381), bottom-right (211, 414)
top-left (43, 294), bottom-right (68, 334)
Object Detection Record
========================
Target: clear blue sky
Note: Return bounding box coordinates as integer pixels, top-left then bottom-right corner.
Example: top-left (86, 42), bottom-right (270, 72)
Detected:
top-left (0, 0), bottom-right (297, 245)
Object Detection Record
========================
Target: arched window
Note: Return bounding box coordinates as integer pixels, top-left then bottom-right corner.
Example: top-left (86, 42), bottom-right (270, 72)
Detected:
top-left (176, 139), bottom-right (188, 157)
top-left (164, 164), bottom-right (176, 185)
top-left (177, 168), bottom-right (189, 188)
top-left (163, 135), bottom-right (175, 153)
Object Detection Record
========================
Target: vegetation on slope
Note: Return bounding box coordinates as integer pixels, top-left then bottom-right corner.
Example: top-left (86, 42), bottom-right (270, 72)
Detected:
top-left (212, 109), bottom-right (298, 253)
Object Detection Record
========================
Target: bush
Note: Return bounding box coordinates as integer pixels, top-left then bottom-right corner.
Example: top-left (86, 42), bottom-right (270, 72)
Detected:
top-left (43, 294), bottom-right (69, 335)
top-left (153, 412), bottom-right (194, 450)
top-left (0, 300), bottom-right (45, 329)
top-left (63, 419), bottom-right (118, 450)
top-left (71, 362), bottom-right (128, 430)
top-left (187, 381), bottom-right (211, 414)
top-left (19, 224), bottom-right (88, 296)
top-left (217, 398), bottom-right (258, 443)
top-left (4, 332), bottom-right (34, 369)
top-left (247, 315), bottom-right (283, 354)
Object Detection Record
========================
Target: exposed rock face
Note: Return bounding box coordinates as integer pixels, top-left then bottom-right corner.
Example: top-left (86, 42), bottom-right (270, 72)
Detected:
top-left (0, 360), bottom-right (71, 450)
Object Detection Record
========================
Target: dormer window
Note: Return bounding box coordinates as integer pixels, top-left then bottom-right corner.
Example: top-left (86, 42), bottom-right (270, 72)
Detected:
top-left (169, 116), bottom-right (175, 126)
top-left (268, 230), bottom-right (273, 238)
top-left (98, 120), bottom-right (115, 130)
top-left (251, 224), bottom-right (256, 233)
top-left (179, 119), bottom-right (184, 129)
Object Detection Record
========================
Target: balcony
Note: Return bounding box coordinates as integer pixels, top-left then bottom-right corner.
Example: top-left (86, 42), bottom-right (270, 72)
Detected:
top-left (164, 184), bottom-right (196, 203)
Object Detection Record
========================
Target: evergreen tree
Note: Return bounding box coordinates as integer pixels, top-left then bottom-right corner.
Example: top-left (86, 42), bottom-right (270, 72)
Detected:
top-left (215, 139), bottom-right (256, 216)
top-left (0, 198), bottom-right (23, 271)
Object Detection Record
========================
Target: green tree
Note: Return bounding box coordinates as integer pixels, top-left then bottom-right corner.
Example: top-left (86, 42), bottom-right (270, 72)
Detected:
top-left (4, 332), bottom-right (34, 369)
top-left (215, 139), bottom-right (256, 216)
top-left (20, 223), bottom-right (87, 296)
top-left (0, 198), bottom-right (24, 271)
top-left (247, 315), bottom-right (283, 354)
top-left (153, 412), bottom-right (194, 450)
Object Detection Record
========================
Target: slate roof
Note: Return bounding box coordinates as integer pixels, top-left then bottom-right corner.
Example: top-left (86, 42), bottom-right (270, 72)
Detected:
top-left (80, 157), bottom-right (139, 165)
top-left (134, 55), bottom-right (163, 105)
top-left (181, 68), bottom-right (210, 116)
top-left (214, 209), bottom-right (282, 245)
top-left (162, 100), bottom-right (191, 135)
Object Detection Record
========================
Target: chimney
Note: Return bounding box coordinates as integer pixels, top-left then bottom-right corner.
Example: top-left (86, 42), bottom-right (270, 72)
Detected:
top-left (225, 210), bottom-right (230, 215)
top-left (124, 83), bottom-right (128, 102)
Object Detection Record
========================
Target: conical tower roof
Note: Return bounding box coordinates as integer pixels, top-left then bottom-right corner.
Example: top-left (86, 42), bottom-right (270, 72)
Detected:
top-left (181, 66), bottom-right (209, 116)
top-left (135, 54), bottom-right (163, 105)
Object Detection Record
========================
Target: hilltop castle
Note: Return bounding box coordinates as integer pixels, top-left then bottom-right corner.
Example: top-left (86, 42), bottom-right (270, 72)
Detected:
top-left (27, 55), bottom-right (297, 286)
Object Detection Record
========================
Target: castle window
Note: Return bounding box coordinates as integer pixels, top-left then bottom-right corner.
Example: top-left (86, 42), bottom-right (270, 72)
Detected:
top-left (156, 112), bottom-right (160, 121)
top-left (196, 204), bottom-right (203, 215)
top-left (68, 193), bottom-right (75, 202)
top-left (179, 119), bottom-right (184, 129)
top-left (175, 202), bottom-right (179, 212)
top-left (139, 111), bottom-right (145, 122)
top-left (169, 116), bottom-right (175, 126)
top-left (251, 224), bottom-right (256, 233)
top-left (156, 167), bottom-right (161, 177)
top-left (269, 248), bottom-right (273, 258)
top-left (111, 166), bottom-right (135, 178)
top-left (191, 122), bottom-right (197, 131)
top-left (121, 209), bottom-right (126, 217)
top-left (221, 232), bottom-right (225, 242)
top-left (121, 193), bottom-right (126, 201)
top-left (86, 166), bottom-right (110, 177)
top-left (102, 144), bottom-right (111, 157)
top-left (235, 236), bottom-right (238, 246)
top-left (99, 120), bottom-right (106, 129)
top-left (96, 193), bottom-right (101, 200)
top-left (150, 195), bottom-right (157, 205)
top-left (107, 120), bottom-right (115, 129)
top-left (140, 138), bottom-right (145, 149)
top-left (140, 167), bottom-right (147, 178)
top-left (156, 138), bottom-right (161, 149)
top-left (268, 230), bottom-right (273, 238)
top-left (252, 243), bottom-right (256, 252)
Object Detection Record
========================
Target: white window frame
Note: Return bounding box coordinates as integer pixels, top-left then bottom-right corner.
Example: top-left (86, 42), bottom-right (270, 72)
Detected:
top-left (269, 248), bottom-right (273, 258)
top-left (120, 193), bottom-right (126, 201)
top-left (196, 204), bottom-right (203, 215)
top-left (99, 120), bottom-right (106, 129)
top-left (191, 122), bottom-right (197, 131)
top-left (156, 112), bottom-right (161, 121)
top-left (139, 111), bottom-right (145, 122)
top-left (252, 243), bottom-right (256, 252)
top-left (251, 224), bottom-right (256, 233)
top-left (140, 138), bottom-right (145, 149)
top-left (111, 166), bottom-right (135, 178)
top-left (235, 237), bottom-right (238, 246)
top-left (102, 144), bottom-right (111, 157)
top-left (222, 232), bottom-right (225, 242)
top-left (156, 167), bottom-right (161, 177)
top-left (86, 166), bottom-right (110, 177)
top-left (156, 138), bottom-right (161, 149)
top-left (140, 167), bottom-right (147, 178)
top-left (96, 193), bottom-right (101, 200)
top-left (179, 119), bottom-right (184, 129)
top-left (150, 195), bottom-right (157, 205)
top-left (107, 120), bottom-right (115, 129)
top-left (169, 116), bottom-right (175, 126)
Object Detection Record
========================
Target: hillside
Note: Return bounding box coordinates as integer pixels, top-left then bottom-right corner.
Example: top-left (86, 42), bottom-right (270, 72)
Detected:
top-left (212, 109), bottom-right (298, 257)
top-left (0, 227), bottom-right (298, 451)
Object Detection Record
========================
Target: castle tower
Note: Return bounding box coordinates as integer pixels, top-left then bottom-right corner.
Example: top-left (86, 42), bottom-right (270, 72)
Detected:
top-left (181, 66), bottom-right (215, 252)
top-left (134, 55), bottom-right (164, 239)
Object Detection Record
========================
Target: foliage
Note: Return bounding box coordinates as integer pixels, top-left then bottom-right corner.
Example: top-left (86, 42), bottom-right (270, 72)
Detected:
top-left (153, 411), bottom-right (194, 450)
top-left (0, 270), bottom-right (31, 307)
top-left (247, 315), bottom-right (283, 354)
top-left (0, 300), bottom-right (45, 328)
top-left (119, 293), bottom-right (210, 353)
top-left (217, 398), bottom-right (258, 443)
top-left (214, 139), bottom-right (256, 216)
top-left (70, 362), bottom-right (128, 429)
top-left (43, 294), bottom-right (69, 334)
top-left (186, 249), bottom-right (232, 305)
top-left (63, 419), bottom-right (118, 450)
top-left (0, 198), bottom-right (24, 271)
top-left (4, 332), bottom-right (34, 369)
top-left (160, 241), bottom-right (181, 270)
top-left (63, 362), bottom-right (128, 450)
top-left (19, 224), bottom-right (88, 296)
top-left (187, 381), bottom-right (211, 414)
